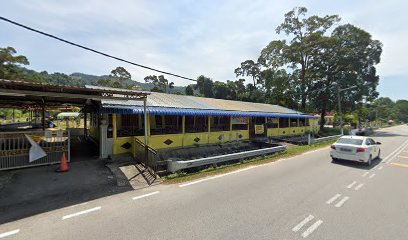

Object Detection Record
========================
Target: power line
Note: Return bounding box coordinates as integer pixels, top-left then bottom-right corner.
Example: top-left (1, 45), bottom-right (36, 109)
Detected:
top-left (0, 16), bottom-right (197, 82)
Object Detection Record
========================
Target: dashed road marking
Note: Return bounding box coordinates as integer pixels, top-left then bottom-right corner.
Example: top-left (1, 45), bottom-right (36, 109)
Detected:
top-left (0, 229), bottom-right (19, 239)
top-left (301, 220), bottom-right (323, 238)
top-left (326, 194), bottom-right (341, 205)
top-left (369, 173), bottom-right (375, 179)
top-left (398, 155), bottom-right (408, 159)
top-left (132, 191), bottom-right (160, 200)
top-left (292, 215), bottom-right (314, 232)
top-left (335, 196), bottom-right (350, 208)
top-left (355, 183), bottom-right (364, 191)
top-left (378, 166), bottom-right (383, 170)
top-left (347, 181), bottom-right (357, 189)
top-left (362, 172), bottom-right (370, 177)
top-left (62, 206), bottom-right (101, 220)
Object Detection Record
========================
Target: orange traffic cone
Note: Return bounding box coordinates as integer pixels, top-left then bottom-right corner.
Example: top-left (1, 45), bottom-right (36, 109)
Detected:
top-left (56, 152), bottom-right (69, 172)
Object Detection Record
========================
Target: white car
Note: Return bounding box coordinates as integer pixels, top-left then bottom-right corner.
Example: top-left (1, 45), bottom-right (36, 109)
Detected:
top-left (330, 136), bottom-right (381, 166)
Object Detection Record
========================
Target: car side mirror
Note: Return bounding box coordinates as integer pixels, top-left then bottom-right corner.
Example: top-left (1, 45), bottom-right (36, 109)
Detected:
top-left (376, 142), bottom-right (381, 145)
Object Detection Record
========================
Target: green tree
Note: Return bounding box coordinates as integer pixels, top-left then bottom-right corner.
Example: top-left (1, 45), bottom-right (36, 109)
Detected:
top-left (263, 7), bottom-right (340, 111)
top-left (309, 24), bottom-right (382, 129)
top-left (0, 47), bottom-right (29, 80)
top-left (234, 60), bottom-right (260, 86)
top-left (144, 75), bottom-right (174, 93)
top-left (185, 85), bottom-right (194, 95)
top-left (194, 75), bottom-right (214, 98)
top-left (110, 66), bottom-right (131, 81)
top-left (212, 81), bottom-right (231, 99)
top-left (396, 100), bottom-right (408, 122)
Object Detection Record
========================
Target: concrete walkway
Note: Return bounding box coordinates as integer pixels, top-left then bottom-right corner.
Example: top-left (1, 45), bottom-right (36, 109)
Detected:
top-left (0, 159), bottom-right (132, 224)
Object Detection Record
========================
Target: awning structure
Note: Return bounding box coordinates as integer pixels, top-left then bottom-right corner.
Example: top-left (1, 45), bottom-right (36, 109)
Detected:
top-left (57, 112), bottom-right (81, 118)
top-left (101, 105), bottom-right (318, 119)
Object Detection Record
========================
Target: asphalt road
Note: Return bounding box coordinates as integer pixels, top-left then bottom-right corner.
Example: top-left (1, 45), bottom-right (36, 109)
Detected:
top-left (0, 125), bottom-right (407, 240)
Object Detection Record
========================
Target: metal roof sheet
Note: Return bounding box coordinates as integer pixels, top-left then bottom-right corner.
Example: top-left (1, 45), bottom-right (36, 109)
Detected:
top-left (86, 85), bottom-right (316, 118)
top-left (100, 91), bottom-right (302, 114)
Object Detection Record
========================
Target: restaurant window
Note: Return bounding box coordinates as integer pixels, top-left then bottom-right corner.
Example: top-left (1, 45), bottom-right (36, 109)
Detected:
top-left (279, 118), bottom-right (289, 128)
top-left (290, 118), bottom-right (299, 127)
top-left (117, 114), bottom-right (144, 137)
top-left (210, 116), bottom-right (230, 132)
top-left (266, 117), bottom-right (279, 128)
top-left (232, 116), bottom-right (248, 130)
top-left (185, 116), bottom-right (208, 133)
top-left (150, 115), bottom-right (182, 135)
top-left (299, 118), bottom-right (306, 127)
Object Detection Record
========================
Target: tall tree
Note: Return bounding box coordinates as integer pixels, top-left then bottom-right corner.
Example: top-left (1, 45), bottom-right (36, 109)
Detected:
top-left (144, 75), bottom-right (174, 93)
top-left (274, 7), bottom-right (340, 111)
top-left (110, 66), bottom-right (131, 81)
top-left (194, 75), bottom-right (214, 98)
top-left (234, 60), bottom-right (260, 86)
top-left (0, 47), bottom-right (29, 80)
top-left (185, 85), bottom-right (194, 95)
top-left (309, 24), bottom-right (382, 129)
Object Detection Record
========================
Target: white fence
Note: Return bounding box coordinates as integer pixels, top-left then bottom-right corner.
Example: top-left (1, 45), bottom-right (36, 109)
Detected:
top-left (0, 130), bottom-right (70, 170)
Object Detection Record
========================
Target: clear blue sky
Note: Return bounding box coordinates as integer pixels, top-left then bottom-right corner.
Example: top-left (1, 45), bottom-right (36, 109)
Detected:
top-left (0, 0), bottom-right (406, 100)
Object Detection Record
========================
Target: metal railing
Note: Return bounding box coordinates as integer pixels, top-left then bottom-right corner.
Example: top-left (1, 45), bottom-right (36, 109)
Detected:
top-left (311, 134), bottom-right (342, 144)
top-left (167, 145), bottom-right (287, 173)
top-left (0, 130), bottom-right (70, 170)
top-left (133, 137), bottom-right (159, 177)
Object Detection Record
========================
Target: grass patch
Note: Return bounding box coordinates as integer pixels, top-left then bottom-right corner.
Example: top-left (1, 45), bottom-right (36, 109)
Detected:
top-left (163, 139), bottom-right (338, 185)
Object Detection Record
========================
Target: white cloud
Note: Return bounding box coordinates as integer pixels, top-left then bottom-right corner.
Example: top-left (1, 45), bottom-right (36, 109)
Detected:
top-left (1, 0), bottom-right (407, 96)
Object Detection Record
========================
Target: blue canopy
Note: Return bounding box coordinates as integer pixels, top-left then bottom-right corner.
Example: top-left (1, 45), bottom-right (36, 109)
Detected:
top-left (101, 105), bottom-right (318, 119)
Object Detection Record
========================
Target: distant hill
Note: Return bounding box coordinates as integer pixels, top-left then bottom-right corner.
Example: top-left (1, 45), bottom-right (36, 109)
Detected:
top-left (70, 72), bottom-right (186, 93)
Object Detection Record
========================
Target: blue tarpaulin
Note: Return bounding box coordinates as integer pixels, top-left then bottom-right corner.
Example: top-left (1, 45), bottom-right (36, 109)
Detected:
top-left (101, 105), bottom-right (318, 119)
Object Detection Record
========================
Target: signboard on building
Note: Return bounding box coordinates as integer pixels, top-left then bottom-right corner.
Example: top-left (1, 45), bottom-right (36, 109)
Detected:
top-left (255, 124), bottom-right (265, 134)
top-left (232, 116), bottom-right (248, 124)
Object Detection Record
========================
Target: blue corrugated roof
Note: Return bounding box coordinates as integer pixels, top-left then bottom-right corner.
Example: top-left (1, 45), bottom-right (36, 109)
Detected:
top-left (101, 106), bottom-right (317, 119)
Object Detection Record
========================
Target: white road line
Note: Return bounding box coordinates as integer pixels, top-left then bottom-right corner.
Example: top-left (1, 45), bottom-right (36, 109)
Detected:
top-left (292, 215), bottom-right (314, 232)
top-left (378, 166), bottom-right (383, 170)
top-left (179, 165), bottom-right (259, 187)
top-left (355, 183), bottom-right (364, 191)
top-left (62, 206), bottom-right (101, 220)
top-left (347, 181), bottom-right (357, 189)
top-left (301, 220), bottom-right (323, 238)
top-left (362, 172), bottom-right (370, 177)
top-left (326, 194), bottom-right (341, 205)
top-left (0, 229), bottom-right (20, 239)
top-left (369, 173), bottom-right (375, 179)
top-left (335, 196), bottom-right (350, 208)
top-left (372, 166), bottom-right (378, 170)
top-left (132, 191), bottom-right (160, 200)
top-left (383, 139), bottom-right (408, 162)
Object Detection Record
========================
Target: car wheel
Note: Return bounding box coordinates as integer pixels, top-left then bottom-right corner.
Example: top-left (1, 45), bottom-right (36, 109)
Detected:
top-left (331, 158), bottom-right (338, 163)
top-left (377, 150), bottom-right (381, 160)
top-left (367, 155), bottom-right (372, 166)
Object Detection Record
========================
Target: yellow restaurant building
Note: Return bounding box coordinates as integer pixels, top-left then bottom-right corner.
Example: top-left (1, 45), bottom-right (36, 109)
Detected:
top-left (88, 89), bottom-right (319, 159)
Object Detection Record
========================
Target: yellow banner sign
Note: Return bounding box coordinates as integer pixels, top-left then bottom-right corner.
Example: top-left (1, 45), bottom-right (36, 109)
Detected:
top-left (255, 125), bottom-right (265, 134)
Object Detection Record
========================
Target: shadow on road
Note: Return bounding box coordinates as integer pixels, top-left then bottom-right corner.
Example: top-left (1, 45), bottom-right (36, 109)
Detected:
top-left (0, 159), bottom-right (134, 225)
top-left (331, 156), bottom-right (383, 170)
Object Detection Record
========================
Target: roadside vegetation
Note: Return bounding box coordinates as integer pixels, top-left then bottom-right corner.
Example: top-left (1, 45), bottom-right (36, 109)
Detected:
top-left (1, 7), bottom-right (408, 128)
top-left (164, 139), bottom-right (337, 184)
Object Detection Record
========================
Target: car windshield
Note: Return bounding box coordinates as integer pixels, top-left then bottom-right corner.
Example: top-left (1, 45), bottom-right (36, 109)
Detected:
top-left (336, 138), bottom-right (363, 145)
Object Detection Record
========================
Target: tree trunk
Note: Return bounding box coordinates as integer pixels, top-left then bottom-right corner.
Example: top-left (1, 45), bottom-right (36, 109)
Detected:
top-left (300, 65), bottom-right (307, 111)
top-left (319, 100), bottom-right (327, 131)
